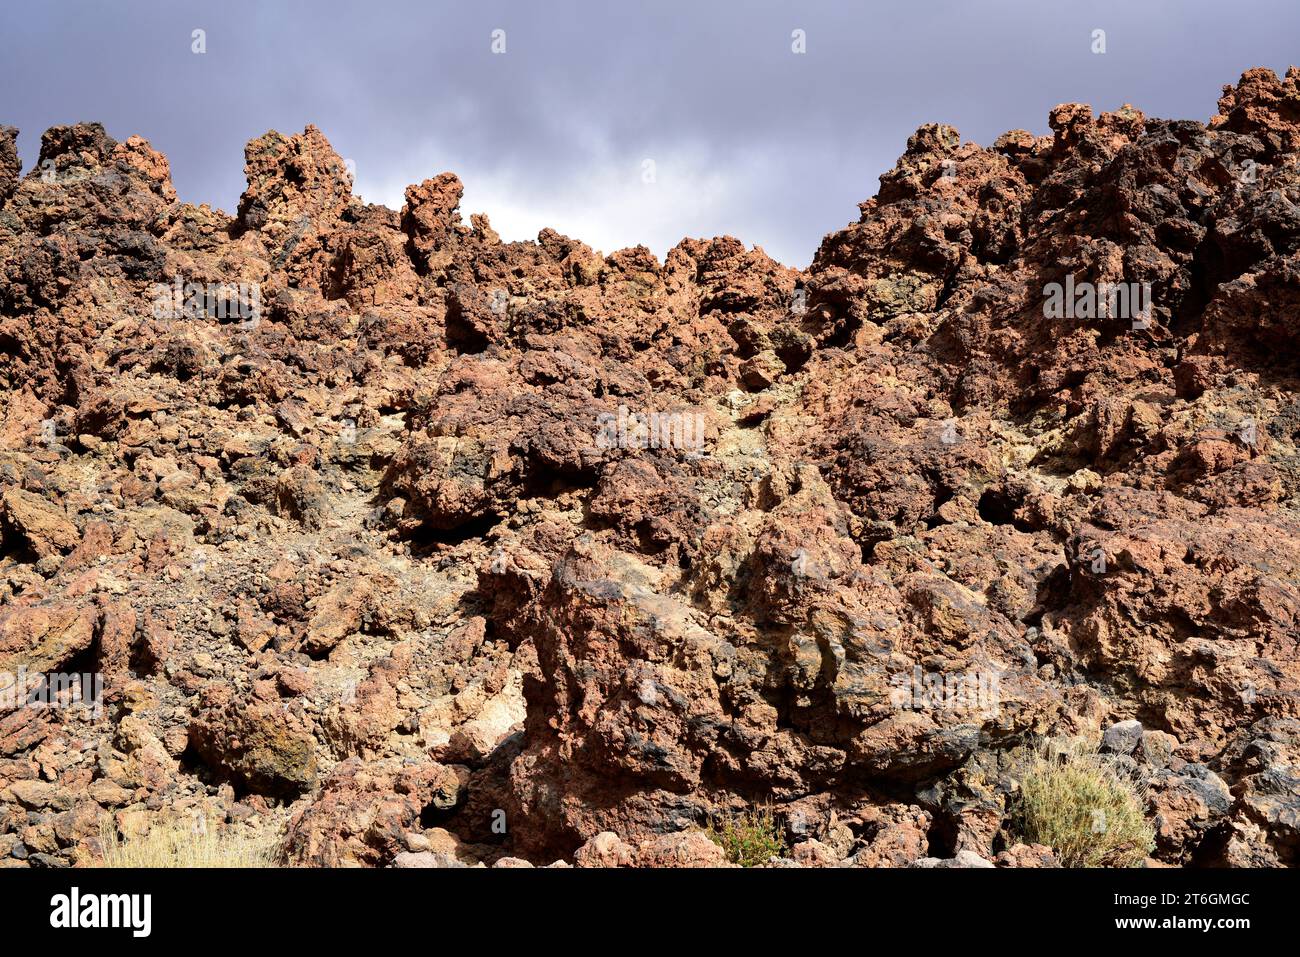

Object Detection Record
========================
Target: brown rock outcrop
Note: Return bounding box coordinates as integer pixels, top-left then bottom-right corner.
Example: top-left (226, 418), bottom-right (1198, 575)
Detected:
top-left (3, 67), bottom-right (1300, 868)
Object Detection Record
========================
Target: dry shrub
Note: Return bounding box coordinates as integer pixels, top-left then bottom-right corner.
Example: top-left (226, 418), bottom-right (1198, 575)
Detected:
top-left (99, 816), bottom-right (280, 868)
top-left (1011, 738), bottom-right (1154, 868)
top-left (704, 805), bottom-right (787, 867)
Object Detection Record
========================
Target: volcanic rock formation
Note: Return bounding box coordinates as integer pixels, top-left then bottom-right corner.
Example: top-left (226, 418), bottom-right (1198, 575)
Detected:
top-left (3, 68), bottom-right (1300, 868)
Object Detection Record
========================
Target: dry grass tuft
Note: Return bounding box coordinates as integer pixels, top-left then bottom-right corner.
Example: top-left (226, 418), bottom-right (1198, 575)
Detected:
top-left (1011, 738), bottom-right (1155, 868)
top-left (99, 816), bottom-right (280, 868)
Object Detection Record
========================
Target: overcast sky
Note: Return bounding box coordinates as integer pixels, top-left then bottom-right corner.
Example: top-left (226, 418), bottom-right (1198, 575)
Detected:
top-left (3, 0), bottom-right (1298, 266)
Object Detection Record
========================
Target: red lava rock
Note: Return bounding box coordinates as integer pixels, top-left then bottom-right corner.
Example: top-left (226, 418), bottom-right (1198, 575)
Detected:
top-left (631, 831), bottom-right (729, 868)
top-left (3, 68), bottom-right (1300, 868)
top-left (573, 830), bottom-right (636, 867)
top-left (187, 685), bottom-right (319, 800)
top-left (995, 844), bottom-right (1059, 868)
top-left (280, 758), bottom-right (466, 867)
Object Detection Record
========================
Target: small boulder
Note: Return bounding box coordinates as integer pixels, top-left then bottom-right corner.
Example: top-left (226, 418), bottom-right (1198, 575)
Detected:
top-left (633, 831), bottom-right (728, 868)
top-left (574, 831), bottom-right (635, 868)
top-left (1101, 720), bottom-right (1144, 756)
top-left (910, 849), bottom-right (995, 868)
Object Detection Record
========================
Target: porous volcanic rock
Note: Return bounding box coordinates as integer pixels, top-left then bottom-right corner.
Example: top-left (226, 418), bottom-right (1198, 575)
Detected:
top-left (3, 67), bottom-right (1300, 868)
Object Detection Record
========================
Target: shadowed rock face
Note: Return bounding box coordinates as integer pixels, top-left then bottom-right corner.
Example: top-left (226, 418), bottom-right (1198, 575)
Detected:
top-left (2, 67), bottom-right (1300, 869)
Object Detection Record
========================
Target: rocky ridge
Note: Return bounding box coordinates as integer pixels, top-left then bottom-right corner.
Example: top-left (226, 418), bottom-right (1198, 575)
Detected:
top-left (2, 68), bottom-right (1300, 868)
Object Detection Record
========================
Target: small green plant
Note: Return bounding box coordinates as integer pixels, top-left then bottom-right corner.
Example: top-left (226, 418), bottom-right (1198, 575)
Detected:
top-left (99, 816), bottom-right (280, 868)
top-left (704, 805), bottom-right (787, 867)
top-left (1011, 738), bottom-right (1155, 868)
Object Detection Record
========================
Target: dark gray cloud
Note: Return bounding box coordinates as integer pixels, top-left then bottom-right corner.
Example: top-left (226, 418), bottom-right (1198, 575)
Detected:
top-left (3, 0), bottom-right (1298, 266)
